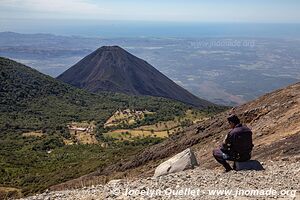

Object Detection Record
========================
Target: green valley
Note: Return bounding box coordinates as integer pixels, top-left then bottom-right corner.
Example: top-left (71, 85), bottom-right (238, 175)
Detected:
top-left (0, 57), bottom-right (223, 197)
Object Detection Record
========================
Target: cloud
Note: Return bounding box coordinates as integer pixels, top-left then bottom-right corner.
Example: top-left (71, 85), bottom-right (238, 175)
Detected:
top-left (0, 0), bottom-right (111, 19)
top-left (0, 0), bottom-right (299, 22)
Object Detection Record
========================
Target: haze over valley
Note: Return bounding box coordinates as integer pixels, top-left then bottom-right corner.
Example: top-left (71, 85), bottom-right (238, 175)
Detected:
top-left (0, 32), bottom-right (299, 105)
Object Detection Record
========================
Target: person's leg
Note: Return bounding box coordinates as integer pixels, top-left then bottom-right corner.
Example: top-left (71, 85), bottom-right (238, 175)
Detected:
top-left (213, 148), bottom-right (233, 172)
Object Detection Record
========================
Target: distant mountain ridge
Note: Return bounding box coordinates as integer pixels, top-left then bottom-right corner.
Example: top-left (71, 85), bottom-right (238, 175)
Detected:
top-left (57, 46), bottom-right (214, 108)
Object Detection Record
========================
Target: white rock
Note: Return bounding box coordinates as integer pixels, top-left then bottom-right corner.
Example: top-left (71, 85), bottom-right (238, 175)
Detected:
top-left (107, 179), bottom-right (124, 185)
top-left (153, 148), bottom-right (198, 177)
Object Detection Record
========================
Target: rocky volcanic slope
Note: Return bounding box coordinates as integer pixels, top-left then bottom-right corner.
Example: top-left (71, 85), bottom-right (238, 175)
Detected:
top-left (19, 83), bottom-right (300, 200)
top-left (93, 82), bottom-right (300, 178)
top-left (57, 46), bottom-right (214, 108)
top-left (21, 160), bottom-right (300, 200)
top-left (48, 82), bottom-right (300, 192)
top-left (20, 82), bottom-right (300, 199)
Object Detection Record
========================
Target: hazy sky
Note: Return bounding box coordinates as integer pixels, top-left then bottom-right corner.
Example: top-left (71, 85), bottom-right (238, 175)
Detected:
top-left (1, 0), bottom-right (300, 23)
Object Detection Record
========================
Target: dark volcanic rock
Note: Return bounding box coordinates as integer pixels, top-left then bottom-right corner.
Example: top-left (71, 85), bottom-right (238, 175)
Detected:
top-left (57, 46), bottom-right (214, 108)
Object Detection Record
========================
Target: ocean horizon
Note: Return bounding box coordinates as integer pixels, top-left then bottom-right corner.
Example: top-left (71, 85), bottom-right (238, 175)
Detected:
top-left (1, 19), bottom-right (300, 38)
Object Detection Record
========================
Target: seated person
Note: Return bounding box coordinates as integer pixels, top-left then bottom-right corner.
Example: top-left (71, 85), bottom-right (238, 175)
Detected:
top-left (213, 115), bottom-right (254, 172)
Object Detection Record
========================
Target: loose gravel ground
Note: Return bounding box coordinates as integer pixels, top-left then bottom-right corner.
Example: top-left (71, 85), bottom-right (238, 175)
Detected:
top-left (21, 160), bottom-right (300, 200)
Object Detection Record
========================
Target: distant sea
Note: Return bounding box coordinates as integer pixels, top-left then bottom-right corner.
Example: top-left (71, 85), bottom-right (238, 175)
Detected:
top-left (1, 19), bottom-right (300, 38)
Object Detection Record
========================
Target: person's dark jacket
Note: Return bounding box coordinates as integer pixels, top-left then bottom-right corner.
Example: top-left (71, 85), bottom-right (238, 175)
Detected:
top-left (222, 124), bottom-right (254, 161)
